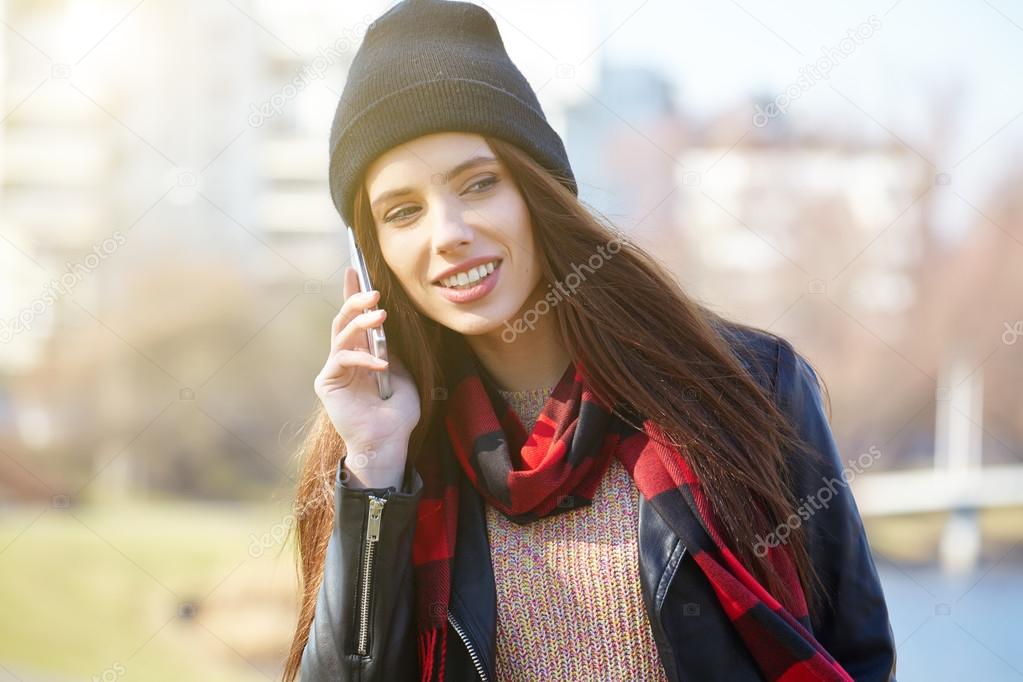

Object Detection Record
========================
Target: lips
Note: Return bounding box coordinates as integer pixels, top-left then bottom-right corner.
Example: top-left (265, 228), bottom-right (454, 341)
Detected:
top-left (434, 259), bottom-right (501, 289)
top-left (434, 259), bottom-right (503, 304)
top-left (431, 256), bottom-right (504, 286)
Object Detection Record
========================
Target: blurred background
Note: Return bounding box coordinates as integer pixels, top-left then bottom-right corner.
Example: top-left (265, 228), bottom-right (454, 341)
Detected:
top-left (1, 0), bottom-right (1021, 679)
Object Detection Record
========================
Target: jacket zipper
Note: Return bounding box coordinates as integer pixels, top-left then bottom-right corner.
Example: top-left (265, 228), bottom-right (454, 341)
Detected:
top-left (447, 610), bottom-right (489, 681)
top-left (355, 494), bottom-right (386, 656)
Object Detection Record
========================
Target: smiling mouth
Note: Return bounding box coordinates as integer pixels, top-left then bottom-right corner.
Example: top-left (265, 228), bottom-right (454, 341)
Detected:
top-left (432, 259), bottom-right (503, 289)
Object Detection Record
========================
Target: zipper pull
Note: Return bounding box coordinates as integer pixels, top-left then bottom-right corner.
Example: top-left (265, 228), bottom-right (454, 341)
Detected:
top-left (366, 495), bottom-right (386, 542)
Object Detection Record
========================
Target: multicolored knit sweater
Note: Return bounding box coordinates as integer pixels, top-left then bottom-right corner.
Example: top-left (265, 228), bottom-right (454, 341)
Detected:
top-left (486, 384), bottom-right (669, 681)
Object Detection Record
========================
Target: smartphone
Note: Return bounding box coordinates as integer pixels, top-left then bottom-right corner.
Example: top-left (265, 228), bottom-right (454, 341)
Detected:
top-left (347, 226), bottom-right (393, 400)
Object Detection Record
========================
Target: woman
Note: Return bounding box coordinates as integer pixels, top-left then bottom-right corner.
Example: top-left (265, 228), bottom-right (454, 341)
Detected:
top-left (284, 1), bottom-right (897, 680)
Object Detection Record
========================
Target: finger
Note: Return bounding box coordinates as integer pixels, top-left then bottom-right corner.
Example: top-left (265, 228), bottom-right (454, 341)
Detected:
top-left (343, 265), bottom-right (357, 301)
top-left (332, 290), bottom-right (381, 343)
top-left (332, 268), bottom-right (379, 341)
top-left (324, 348), bottom-right (390, 382)
top-left (332, 266), bottom-right (357, 345)
top-left (333, 308), bottom-right (387, 353)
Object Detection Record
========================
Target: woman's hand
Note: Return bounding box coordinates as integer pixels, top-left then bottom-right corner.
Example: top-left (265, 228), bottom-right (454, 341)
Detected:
top-left (314, 266), bottom-right (421, 487)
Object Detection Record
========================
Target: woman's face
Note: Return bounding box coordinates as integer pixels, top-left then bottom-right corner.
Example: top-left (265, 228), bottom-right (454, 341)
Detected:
top-left (364, 132), bottom-right (542, 337)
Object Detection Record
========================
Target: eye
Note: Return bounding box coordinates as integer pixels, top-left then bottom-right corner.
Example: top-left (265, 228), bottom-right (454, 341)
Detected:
top-left (465, 175), bottom-right (499, 193)
top-left (383, 204), bottom-right (419, 223)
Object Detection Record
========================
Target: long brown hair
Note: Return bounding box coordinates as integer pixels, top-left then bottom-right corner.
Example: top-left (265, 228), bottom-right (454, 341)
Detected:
top-left (282, 135), bottom-right (829, 680)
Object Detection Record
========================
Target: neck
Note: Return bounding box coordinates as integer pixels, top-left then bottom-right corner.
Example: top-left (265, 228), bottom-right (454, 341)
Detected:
top-left (465, 280), bottom-right (571, 392)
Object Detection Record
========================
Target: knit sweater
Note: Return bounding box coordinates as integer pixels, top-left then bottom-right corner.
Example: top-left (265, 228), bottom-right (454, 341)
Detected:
top-left (486, 385), bottom-right (669, 682)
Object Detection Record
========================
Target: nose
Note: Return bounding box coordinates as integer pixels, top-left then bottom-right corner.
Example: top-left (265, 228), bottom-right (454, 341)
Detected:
top-left (429, 195), bottom-right (475, 254)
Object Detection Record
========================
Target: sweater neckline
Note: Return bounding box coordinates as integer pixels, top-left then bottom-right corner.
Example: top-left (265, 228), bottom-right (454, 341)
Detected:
top-left (496, 385), bottom-right (555, 399)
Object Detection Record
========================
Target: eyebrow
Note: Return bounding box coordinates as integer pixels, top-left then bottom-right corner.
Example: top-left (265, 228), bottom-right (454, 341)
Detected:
top-left (370, 155), bottom-right (499, 212)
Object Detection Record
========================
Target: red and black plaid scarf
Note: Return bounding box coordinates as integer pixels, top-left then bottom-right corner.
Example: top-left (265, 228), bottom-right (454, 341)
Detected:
top-left (411, 333), bottom-right (852, 682)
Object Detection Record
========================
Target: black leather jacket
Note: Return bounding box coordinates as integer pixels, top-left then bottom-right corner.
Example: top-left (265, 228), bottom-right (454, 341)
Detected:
top-left (300, 326), bottom-right (898, 681)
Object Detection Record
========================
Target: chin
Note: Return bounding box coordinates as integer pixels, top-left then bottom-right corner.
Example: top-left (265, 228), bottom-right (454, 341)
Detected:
top-left (433, 299), bottom-right (524, 337)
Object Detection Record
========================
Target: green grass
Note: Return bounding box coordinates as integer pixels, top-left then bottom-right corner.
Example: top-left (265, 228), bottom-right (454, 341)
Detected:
top-left (0, 498), bottom-right (303, 681)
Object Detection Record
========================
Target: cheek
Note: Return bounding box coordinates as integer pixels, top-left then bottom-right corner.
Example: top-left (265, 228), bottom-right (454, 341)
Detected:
top-left (488, 190), bottom-right (533, 245)
top-left (376, 235), bottom-right (409, 285)
top-left (379, 232), bottom-right (431, 298)
top-left (376, 234), bottom-right (396, 273)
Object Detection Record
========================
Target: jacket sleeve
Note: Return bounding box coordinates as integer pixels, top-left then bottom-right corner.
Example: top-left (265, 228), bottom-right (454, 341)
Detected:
top-left (774, 338), bottom-right (898, 682)
top-left (299, 462), bottom-right (423, 681)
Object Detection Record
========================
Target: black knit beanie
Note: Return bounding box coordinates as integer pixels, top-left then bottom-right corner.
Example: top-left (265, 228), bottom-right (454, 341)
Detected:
top-left (328, 0), bottom-right (577, 226)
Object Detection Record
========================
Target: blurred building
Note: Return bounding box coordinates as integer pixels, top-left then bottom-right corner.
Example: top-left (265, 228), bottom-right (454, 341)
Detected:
top-left (0, 0), bottom-right (375, 499)
top-left (675, 130), bottom-right (931, 324)
top-left (560, 59), bottom-right (933, 341)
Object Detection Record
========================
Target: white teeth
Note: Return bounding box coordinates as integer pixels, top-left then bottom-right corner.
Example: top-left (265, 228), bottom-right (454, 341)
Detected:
top-left (439, 260), bottom-right (499, 288)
